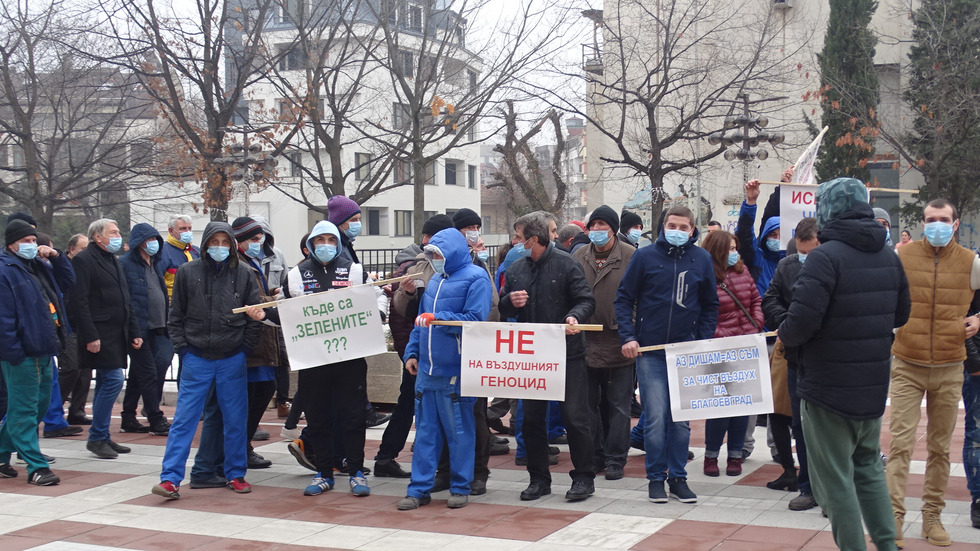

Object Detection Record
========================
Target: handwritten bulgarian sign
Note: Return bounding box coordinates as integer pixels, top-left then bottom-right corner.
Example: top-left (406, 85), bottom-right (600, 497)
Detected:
top-left (278, 285), bottom-right (386, 371)
top-left (460, 322), bottom-right (566, 401)
top-left (664, 333), bottom-right (773, 421)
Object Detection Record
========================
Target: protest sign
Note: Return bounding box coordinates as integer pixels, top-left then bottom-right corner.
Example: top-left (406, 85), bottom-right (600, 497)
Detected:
top-left (665, 333), bottom-right (773, 421)
top-left (779, 184), bottom-right (818, 250)
top-left (278, 285), bottom-right (386, 371)
top-left (460, 322), bottom-right (566, 401)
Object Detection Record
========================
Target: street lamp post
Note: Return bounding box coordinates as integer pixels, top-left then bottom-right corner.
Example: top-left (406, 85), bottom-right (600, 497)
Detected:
top-left (708, 93), bottom-right (786, 185)
top-left (214, 125), bottom-right (277, 216)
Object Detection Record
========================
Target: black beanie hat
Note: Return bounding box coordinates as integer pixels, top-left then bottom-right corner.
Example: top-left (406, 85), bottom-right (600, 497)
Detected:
top-left (7, 212), bottom-right (37, 227)
top-left (620, 210), bottom-right (643, 231)
top-left (587, 205), bottom-right (620, 235)
top-left (5, 219), bottom-right (37, 247)
top-left (231, 216), bottom-right (263, 243)
top-left (452, 208), bottom-right (482, 230)
top-left (423, 214), bottom-right (455, 237)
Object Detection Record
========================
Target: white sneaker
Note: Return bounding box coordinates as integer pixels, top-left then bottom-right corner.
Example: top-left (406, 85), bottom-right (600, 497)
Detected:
top-left (281, 426), bottom-right (302, 440)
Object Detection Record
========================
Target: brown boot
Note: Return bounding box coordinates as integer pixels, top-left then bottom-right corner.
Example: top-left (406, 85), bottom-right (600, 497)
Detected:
top-left (725, 456), bottom-right (743, 476)
top-left (277, 402), bottom-right (290, 418)
top-left (703, 457), bottom-right (719, 477)
top-left (921, 512), bottom-right (951, 547)
top-left (895, 515), bottom-right (904, 549)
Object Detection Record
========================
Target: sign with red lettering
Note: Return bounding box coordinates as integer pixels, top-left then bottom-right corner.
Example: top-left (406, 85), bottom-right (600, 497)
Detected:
top-left (460, 322), bottom-right (566, 401)
top-left (779, 184), bottom-right (819, 250)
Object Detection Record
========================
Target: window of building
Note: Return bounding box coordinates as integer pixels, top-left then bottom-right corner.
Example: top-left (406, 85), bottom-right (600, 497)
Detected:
top-left (468, 165), bottom-right (477, 189)
top-left (394, 210), bottom-right (413, 236)
top-left (289, 152), bottom-right (303, 178)
top-left (392, 102), bottom-right (411, 130)
top-left (354, 152), bottom-right (372, 181)
top-left (394, 159), bottom-right (412, 183)
top-left (445, 160), bottom-right (458, 186)
top-left (468, 70), bottom-right (478, 92)
top-left (408, 4), bottom-right (423, 31)
top-left (419, 55), bottom-right (437, 80)
top-left (276, 45), bottom-right (307, 71)
top-left (424, 162), bottom-right (435, 185)
top-left (365, 207), bottom-right (382, 236)
top-left (400, 50), bottom-right (414, 77)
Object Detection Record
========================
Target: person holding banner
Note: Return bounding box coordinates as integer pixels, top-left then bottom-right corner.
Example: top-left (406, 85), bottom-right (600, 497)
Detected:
top-left (396, 228), bottom-right (493, 510)
top-left (500, 211), bottom-right (597, 502)
top-left (777, 178), bottom-right (910, 551)
top-left (152, 221), bottom-right (261, 500)
top-left (700, 230), bottom-right (764, 478)
top-left (615, 205), bottom-right (718, 504)
top-left (573, 205), bottom-right (636, 481)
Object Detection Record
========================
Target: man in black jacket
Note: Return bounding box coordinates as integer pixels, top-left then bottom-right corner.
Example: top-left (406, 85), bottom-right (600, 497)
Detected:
top-left (778, 178), bottom-right (910, 551)
top-left (499, 211), bottom-right (596, 502)
top-left (69, 218), bottom-right (143, 460)
top-left (151, 221), bottom-right (261, 500)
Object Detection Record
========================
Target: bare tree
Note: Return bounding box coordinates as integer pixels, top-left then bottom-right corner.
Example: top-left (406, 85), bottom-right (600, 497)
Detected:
top-left (0, 0), bottom-right (162, 233)
top-left (537, 0), bottom-right (810, 232)
top-left (491, 100), bottom-right (568, 217)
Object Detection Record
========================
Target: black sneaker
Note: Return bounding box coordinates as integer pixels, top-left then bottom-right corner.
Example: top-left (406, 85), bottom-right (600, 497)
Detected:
top-left (106, 441), bottom-right (131, 454)
top-left (971, 497), bottom-right (980, 529)
top-left (149, 420), bottom-right (171, 436)
top-left (668, 478), bottom-right (697, 503)
top-left (365, 409), bottom-right (391, 428)
top-left (87, 440), bottom-right (118, 459)
top-left (0, 463), bottom-right (17, 478)
top-left (373, 458), bottom-right (411, 478)
top-left (490, 442), bottom-right (510, 455)
top-left (42, 426), bottom-right (83, 438)
top-left (28, 468), bottom-right (60, 486)
top-left (120, 418), bottom-right (150, 433)
top-left (565, 479), bottom-right (594, 501)
top-left (604, 464), bottom-right (624, 481)
top-left (247, 450), bottom-right (272, 469)
top-left (648, 480), bottom-right (667, 503)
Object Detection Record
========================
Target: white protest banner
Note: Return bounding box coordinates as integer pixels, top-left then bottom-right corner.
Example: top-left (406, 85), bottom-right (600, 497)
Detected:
top-left (793, 126), bottom-right (829, 188)
top-left (665, 333), bottom-right (773, 421)
top-left (779, 184), bottom-right (818, 250)
top-left (460, 322), bottom-right (566, 401)
top-left (278, 285), bottom-right (386, 371)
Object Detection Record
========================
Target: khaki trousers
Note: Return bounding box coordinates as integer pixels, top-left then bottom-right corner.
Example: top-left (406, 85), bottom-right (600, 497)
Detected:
top-left (885, 357), bottom-right (963, 517)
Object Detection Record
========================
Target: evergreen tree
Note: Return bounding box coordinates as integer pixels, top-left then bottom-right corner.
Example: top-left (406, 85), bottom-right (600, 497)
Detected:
top-left (901, 0), bottom-right (980, 220)
top-left (815, 0), bottom-right (879, 183)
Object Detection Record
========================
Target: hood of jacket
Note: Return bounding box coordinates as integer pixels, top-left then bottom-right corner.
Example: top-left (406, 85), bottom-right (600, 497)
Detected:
top-left (201, 221), bottom-right (238, 268)
top-left (396, 243), bottom-right (423, 266)
top-left (251, 214), bottom-right (278, 256)
top-left (761, 216), bottom-right (781, 242)
top-left (306, 220), bottom-right (342, 260)
top-left (424, 228), bottom-right (470, 275)
top-left (817, 203), bottom-right (886, 253)
top-left (128, 223), bottom-right (163, 256)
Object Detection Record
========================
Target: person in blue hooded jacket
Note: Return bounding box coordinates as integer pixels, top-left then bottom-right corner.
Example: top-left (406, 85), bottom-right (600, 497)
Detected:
top-left (118, 223), bottom-right (172, 436)
top-left (738, 179), bottom-right (787, 299)
top-left (396, 228), bottom-right (493, 511)
top-left (615, 204), bottom-right (718, 504)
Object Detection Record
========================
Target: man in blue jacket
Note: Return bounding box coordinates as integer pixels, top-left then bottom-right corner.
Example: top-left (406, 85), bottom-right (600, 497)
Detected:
top-left (0, 219), bottom-right (75, 485)
top-left (119, 223), bottom-right (171, 435)
top-left (396, 229), bottom-right (493, 510)
top-left (615, 205), bottom-right (718, 504)
top-left (778, 178), bottom-right (910, 551)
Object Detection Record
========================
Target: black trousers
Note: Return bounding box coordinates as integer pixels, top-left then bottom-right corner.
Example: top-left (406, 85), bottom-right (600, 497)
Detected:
top-left (300, 359), bottom-right (368, 475)
top-left (524, 356), bottom-right (594, 485)
top-left (375, 365), bottom-right (416, 461)
top-left (247, 380), bottom-right (276, 442)
top-left (57, 333), bottom-right (92, 419)
top-left (121, 330), bottom-right (170, 423)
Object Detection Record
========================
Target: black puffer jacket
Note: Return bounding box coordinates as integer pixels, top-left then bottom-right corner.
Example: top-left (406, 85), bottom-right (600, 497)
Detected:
top-left (964, 289), bottom-right (980, 376)
top-left (499, 243), bottom-right (595, 359)
top-left (762, 253), bottom-right (803, 331)
top-left (168, 222), bottom-right (261, 360)
top-left (778, 204), bottom-right (911, 419)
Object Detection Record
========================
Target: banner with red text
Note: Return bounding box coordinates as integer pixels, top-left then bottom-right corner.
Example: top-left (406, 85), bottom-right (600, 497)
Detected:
top-left (460, 322), bottom-right (566, 401)
top-left (665, 333), bottom-right (773, 421)
top-left (778, 184), bottom-right (818, 250)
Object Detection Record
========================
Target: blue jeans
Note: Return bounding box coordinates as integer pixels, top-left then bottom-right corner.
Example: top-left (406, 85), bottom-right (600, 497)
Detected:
top-left (636, 353), bottom-right (690, 481)
top-left (408, 371), bottom-right (476, 497)
top-left (704, 416), bottom-right (749, 457)
top-left (161, 351), bottom-right (247, 484)
top-left (89, 368), bottom-right (124, 442)
top-left (963, 371), bottom-right (980, 500)
top-left (0, 357), bottom-right (52, 473)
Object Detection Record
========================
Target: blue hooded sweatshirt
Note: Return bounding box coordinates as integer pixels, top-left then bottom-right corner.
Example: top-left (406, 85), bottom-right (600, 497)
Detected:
top-left (404, 228), bottom-right (493, 377)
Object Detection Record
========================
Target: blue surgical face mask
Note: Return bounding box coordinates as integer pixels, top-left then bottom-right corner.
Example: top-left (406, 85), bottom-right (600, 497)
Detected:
top-left (588, 230), bottom-right (610, 247)
top-left (766, 238), bottom-right (781, 252)
top-left (924, 221), bottom-right (954, 247)
top-left (664, 229), bottom-right (689, 247)
top-left (15, 242), bottom-right (38, 260)
top-left (885, 234), bottom-right (893, 248)
top-left (344, 221), bottom-right (362, 239)
top-left (314, 243), bottom-right (337, 264)
top-left (514, 238), bottom-right (533, 258)
top-left (145, 241), bottom-right (160, 256)
top-left (179, 231), bottom-right (194, 244)
top-left (798, 253), bottom-right (807, 264)
top-left (628, 228), bottom-right (642, 244)
top-left (105, 236), bottom-right (123, 253)
top-left (432, 258), bottom-right (447, 274)
top-left (476, 250), bottom-right (489, 262)
top-left (727, 251), bottom-right (739, 267)
top-left (207, 245), bottom-right (230, 262)
top-left (246, 241), bottom-right (263, 258)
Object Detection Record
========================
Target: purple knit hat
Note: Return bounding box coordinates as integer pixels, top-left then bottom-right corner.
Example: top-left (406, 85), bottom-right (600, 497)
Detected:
top-left (327, 195), bottom-right (361, 226)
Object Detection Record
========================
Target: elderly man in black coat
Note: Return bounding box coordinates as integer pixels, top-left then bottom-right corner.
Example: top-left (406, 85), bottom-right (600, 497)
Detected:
top-left (778, 178), bottom-right (910, 551)
top-left (69, 218), bottom-right (143, 459)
